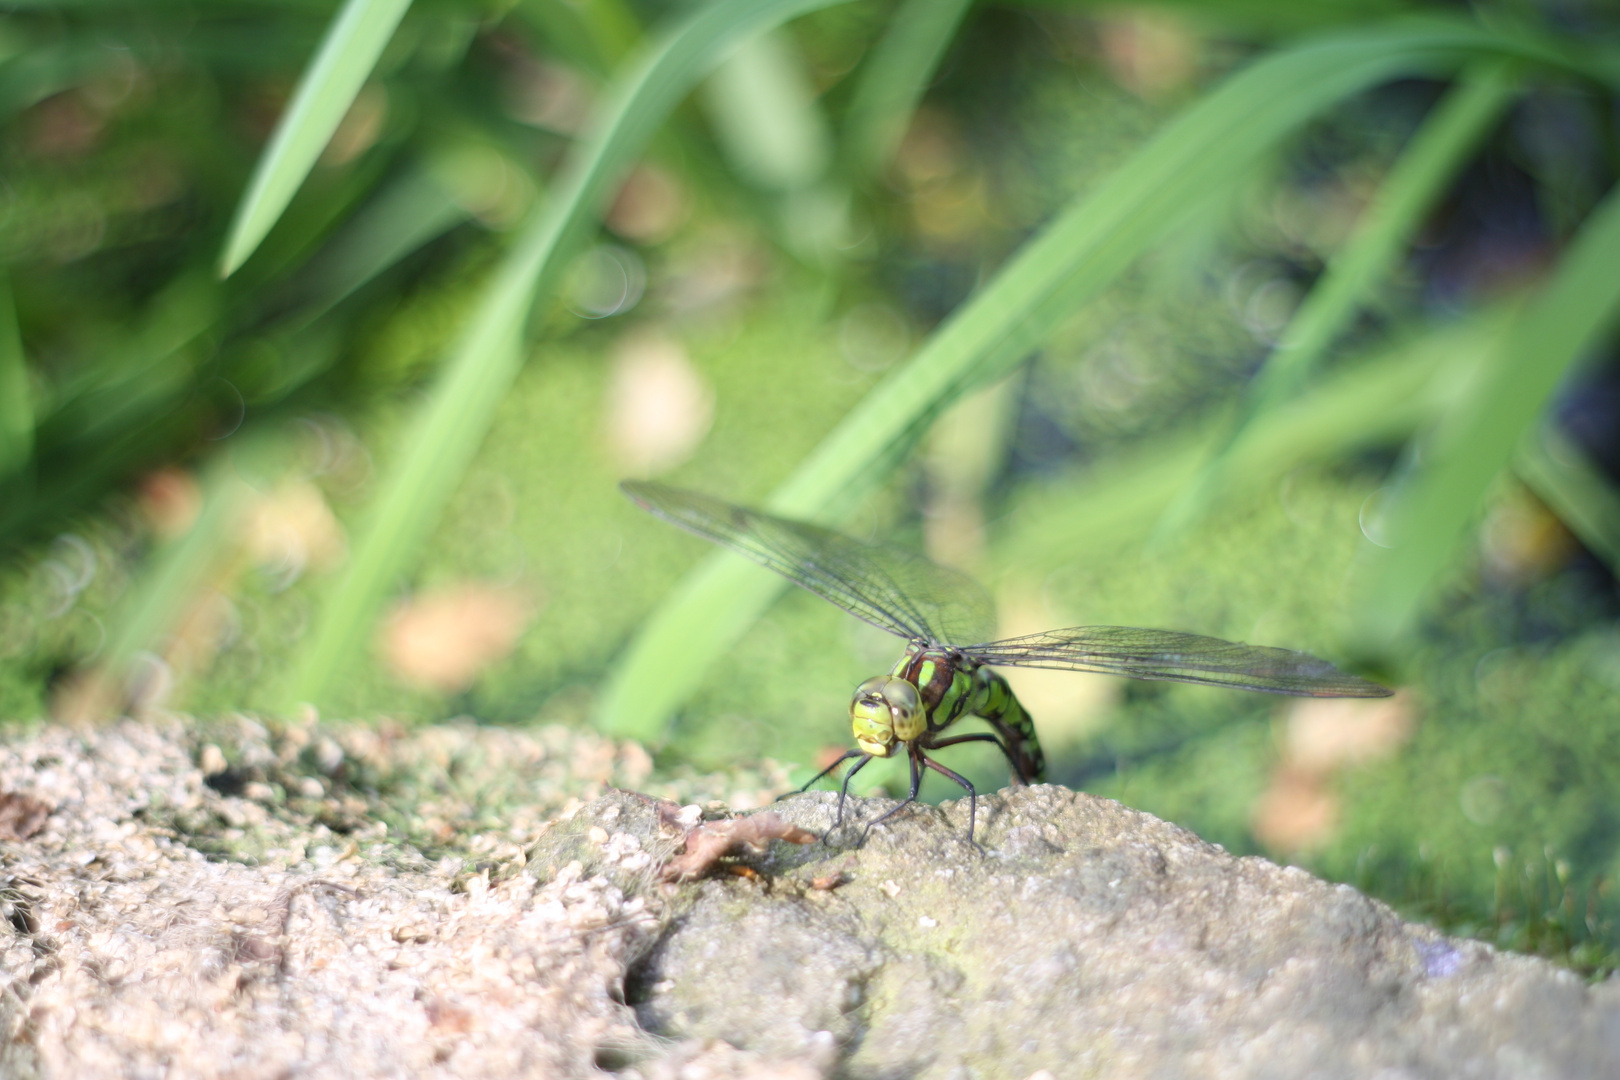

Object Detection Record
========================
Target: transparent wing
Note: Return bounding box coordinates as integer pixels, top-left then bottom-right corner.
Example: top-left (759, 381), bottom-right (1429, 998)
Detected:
top-left (962, 626), bottom-right (1391, 697)
top-left (623, 481), bottom-right (994, 646)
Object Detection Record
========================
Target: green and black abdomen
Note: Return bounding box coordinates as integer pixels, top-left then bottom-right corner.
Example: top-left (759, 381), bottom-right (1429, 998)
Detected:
top-left (968, 665), bottom-right (1046, 784)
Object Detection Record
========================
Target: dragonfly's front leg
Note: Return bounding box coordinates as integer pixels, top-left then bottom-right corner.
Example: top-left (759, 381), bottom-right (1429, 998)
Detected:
top-left (794, 748), bottom-right (868, 796)
top-left (784, 749), bottom-right (872, 842)
top-left (833, 753), bottom-right (874, 835)
top-left (857, 746), bottom-right (923, 846)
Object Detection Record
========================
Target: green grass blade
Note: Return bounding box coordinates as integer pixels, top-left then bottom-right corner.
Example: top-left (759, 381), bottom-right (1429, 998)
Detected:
top-left (517, 0), bottom-right (641, 75)
top-left (702, 30), bottom-right (831, 189)
top-left (282, 0), bottom-right (851, 711)
top-left (0, 277), bottom-right (30, 481)
top-left (41, 271), bottom-right (220, 452)
top-left (842, 0), bottom-right (974, 173)
top-left (0, 40), bottom-right (104, 117)
top-left (287, 163), bottom-right (471, 330)
top-left (1516, 426), bottom-right (1620, 576)
top-left (218, 0), bottom-right (415, 277)
top-left (998, 313), bottom-right (1505, 574)
top-left (598, 17), bottom-right (1555, 739)
top-left (701, 30), bottom-right (841, 258)
top-left (96, 441), bottom-right (264, 693)
top-left (1347, 181), bottom-right (1620, 654)
top-left (1150, 58), bottom-right (1519, 544)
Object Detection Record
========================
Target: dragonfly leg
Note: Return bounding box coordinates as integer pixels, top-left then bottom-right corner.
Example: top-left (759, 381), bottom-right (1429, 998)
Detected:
top-left (793, 748), bottom-right (868, 797)
top-left (918, 753), bottom-right (982, 851)
top-left (832, 753), bottom-right (874, 835)
top-left (857, 748), bottom-right (923, 847)
top-left (925, 731), bottom-right (1031, 785)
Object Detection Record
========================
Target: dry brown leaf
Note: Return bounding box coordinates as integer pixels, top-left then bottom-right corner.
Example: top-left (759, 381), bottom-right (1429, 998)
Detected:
top-left (661, 812), bottom-right (816, 882)
top-left (502, 57), bottom-right (591, 135)
top-left (1096, 9), bottom-right (1198, 100)
top-left (1254, 692), bottom-right (1416, 854)
top-left (809, 870), bottom-right (846, 891)
top-left (136, 467), bottom-right (202, 539)
top-left (243, 478), bottom-right (347, 582)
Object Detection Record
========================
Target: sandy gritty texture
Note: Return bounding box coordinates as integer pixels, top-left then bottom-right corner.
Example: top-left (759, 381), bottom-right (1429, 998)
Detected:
top-left (0, 720), bottom-right (1618, 1079)
top-left (0, 719), bottom-right (805, 1079)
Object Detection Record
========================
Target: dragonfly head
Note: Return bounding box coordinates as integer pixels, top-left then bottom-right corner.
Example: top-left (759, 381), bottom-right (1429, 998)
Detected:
top-left (849, 675), bottom-right (923, 757)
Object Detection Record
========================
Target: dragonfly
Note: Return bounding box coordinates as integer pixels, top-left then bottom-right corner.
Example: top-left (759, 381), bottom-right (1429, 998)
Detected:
top-left (623, 480), bottom-right (1391, 846)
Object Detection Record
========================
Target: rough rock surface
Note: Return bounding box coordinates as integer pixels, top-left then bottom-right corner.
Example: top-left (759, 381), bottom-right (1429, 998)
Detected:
top-left (546, 789), bottom-right (1620, 1080)
top-left (0, 719), bottom-right (793, 1079)
top-left (0, 719), bottom-right (1616, 1079)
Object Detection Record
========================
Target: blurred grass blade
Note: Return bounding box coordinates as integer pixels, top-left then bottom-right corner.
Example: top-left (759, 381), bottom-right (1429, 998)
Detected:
top-left (219, 0), bottom-right (414, 277)
top-left (843, 0), bottom-right (974, 173)
top-left (1516, 426), bottom-right (1620, 575)
top-left (997, 313), bottom-right (1504, 574)
top-left (286, 163), bottom-right (471, 329)
top-left (0, 40), bottom-right (105, 117)
top-left (518, 0), bottom-right (641, 76)
top-left (42, 272), bottom-right (220, 451)
top-left (0, 277), bottom-right (30, 481)
top-left (99, 465), bottom-right (251, 679)
top-left (283, 0), bottom-right (850, 710)
top-left (701, 30), bottom-right (841, 258)
top-left (80, 433), bottom-right (282, 721)
top-left (1151, 59), bottom-right (1518, 544)
top-left (1348, 182), bottom-right (1620, 654)
top-left (598, 17), bottom-right (1557, 739)
top-left (703, 30), bottom-right (831, 190)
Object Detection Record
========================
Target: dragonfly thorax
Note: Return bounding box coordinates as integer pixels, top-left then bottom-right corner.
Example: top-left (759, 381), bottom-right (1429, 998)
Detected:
top-left (849, 675), bottom-right (923, 757)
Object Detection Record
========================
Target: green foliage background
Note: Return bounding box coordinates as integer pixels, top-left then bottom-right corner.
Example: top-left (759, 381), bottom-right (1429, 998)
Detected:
top-left (3, 0), bottom-right (1620, 971)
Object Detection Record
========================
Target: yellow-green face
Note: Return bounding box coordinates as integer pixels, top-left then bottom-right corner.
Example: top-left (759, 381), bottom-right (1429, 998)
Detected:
top-left (848, 675), bottom-right (924, 756)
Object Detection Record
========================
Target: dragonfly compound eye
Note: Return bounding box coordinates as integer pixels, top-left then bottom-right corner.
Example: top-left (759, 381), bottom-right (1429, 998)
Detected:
top-left (881, 677), bottom-right (924, 741)
top-left (849, 676), bottom-right (923, 756)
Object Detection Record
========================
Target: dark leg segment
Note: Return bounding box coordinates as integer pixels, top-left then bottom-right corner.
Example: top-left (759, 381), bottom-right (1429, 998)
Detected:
top-left (858, 750), bottom-right (923, 846)
top-left (920, 754), bottom-right (981, 848)
top-left (984, 715), bottom-right (1043, 784)
top-left (924, 731), bottom-right (1029, 785)
top-left (787, 748), bottom-right (872, 840)
top-left (833, 753), bottom-right (874, 832)
top-left (796, 748), bottom-right (868, 795)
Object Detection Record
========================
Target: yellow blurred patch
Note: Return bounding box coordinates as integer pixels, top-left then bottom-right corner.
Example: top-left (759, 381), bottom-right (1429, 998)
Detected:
top-left (993, 585), bottom-right (1121, 746)
top-left (1095, 10), bottom-right (1198, 101)
top-left (243, 479), bottom-right (347, 586)
top-left (605, 330), bottom-right (713, 474)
